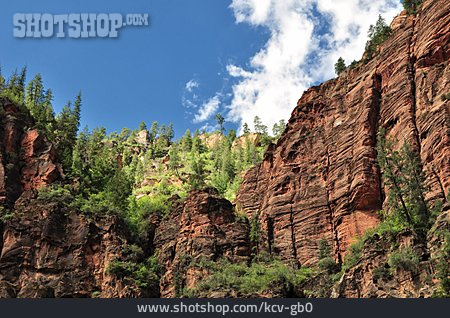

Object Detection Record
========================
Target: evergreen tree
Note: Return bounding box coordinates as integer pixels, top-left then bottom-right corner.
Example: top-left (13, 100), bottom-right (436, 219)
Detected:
top-left (168, 143), bottom-right (181, 177)
top-left (215, 113), bottom-right (225, 134)
top-left (227, 129), bottom-right (237, 144)
top-left (139, 121), bottom-right (147, 131)
top-left (188, 153), bottom-right (206, 190)
top-left (334, 57), bottom-right (346, 75)
top-left (55, 93), bottom-right (81, 172)
top-left (119, 127), bottom-right (132, 141)
top-left (365, 15), bottom-right (392, 60)
top-left (182, 128), bottom-right (192, 152)
top-left (243, 122), bottom-right (250, 135)
top-left (25, 74), bottom-right (55, 134)
top-left (149, 121), bottom-right (159, 143)
top-left (376, 128), bottom-right (430, 234)
top-left (167, 123), bottom-right (174, 143)
top-left (253, 116), bottom-right (268, 135)
top-left (272, 119), bottom-right (286, 138)
top-left (192, 129), bottom-right (205, 154)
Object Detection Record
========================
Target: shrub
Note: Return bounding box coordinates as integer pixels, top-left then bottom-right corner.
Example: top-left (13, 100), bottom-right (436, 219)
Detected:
top-left (434, 230), bottom-right (450, 297)
top-left (184, 256), bottom-right (312, 297)
top-left (343, 239), bottom-right (364, 271)
top-left (372, 265), bottom-right (392, 281)
top-left (37, 184), bottom-right (74, 206)
top-left (106, 255), bottom-right (162, 290)
top-left (440, 93), bottom-right (450, 101)
top-left (402, 0), bottom-right (423, 14)
top-left (388, 247), bottom-right (419, 273)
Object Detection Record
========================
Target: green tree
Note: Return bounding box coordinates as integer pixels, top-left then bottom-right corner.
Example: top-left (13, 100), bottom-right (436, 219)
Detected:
top-left (149, 121), bottom-right (159, 143)
top-left (215, 113), bottom-right (225, 134)
top-left (272, 119), bottom-right (286, 138)
top-left (25, 74), bottom-right (55, 134)
top-left (253, 116), bottom-right (268, 135)
top-left (182, 128), bottom-right (193, 152)
top-left (55, 92), bottom-right (82, 172)
top-left (334, 57), bottom-right (346, 75)
top-left (243, 123), bottom-right (250, 135)
top-left (188, 153), bottom-right (206, 190)
top-left (227, 129), bottom-right (237, 144)
top-left (168, 143), bottom-right (181, 177)
top-left (139, 121), bottom-right (147, 131)
top-left (192, 129), bottom-right (205, 154)
top-left (365, 15), bottom-right (392, 60)
top-left (376, 128), bottom-right (430, 234)
top-left (402, 0), bottom-right (423, 14)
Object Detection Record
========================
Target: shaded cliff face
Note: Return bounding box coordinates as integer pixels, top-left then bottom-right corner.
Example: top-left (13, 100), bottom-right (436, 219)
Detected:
top-left (236, 0), bottom-right (449, 267)
top-left (0, 196), bottom-right (145, 298)
top-left (0, 99), bottom-right (61, 208)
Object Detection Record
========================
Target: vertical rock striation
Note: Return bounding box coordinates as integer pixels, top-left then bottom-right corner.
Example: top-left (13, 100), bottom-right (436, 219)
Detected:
top-left (236, 0), bottom-right (449, 267)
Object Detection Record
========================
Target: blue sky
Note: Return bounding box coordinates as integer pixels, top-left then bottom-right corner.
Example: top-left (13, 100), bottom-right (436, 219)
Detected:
top-left (0, 0), bottom-right (402, 137)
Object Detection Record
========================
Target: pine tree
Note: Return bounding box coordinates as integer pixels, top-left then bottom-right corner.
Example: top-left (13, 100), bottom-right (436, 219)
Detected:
top-left (55, 93), bottom-right (81, 173)
top-left (272, 119), bottom-right (286, 138)
top-left (334, 57), bottom-right (346, 75)
top-left (215, 113), bottom-right (225, 134)
top-left (182, 128), bottom-right (192, 152)
top-left (376, 128), bottom-right (430, 233)
top-left (149, 121), bottom-right (159, 143)
top-left (243, 123), bottom-right (250, 135)
top-left (25, 74), bottom-right (55, 134)
top-left (253, 116), bottom-right (267, 135)
top-left (139, 121), bottom-right (147, 131)
top-left (188, 153), bottom-right (206, 190)
top-left (365, 15), bottom-right (392, 60)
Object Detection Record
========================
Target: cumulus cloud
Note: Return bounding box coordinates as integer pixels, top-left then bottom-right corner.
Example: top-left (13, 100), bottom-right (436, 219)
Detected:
top-left (193, 95), bottom-right (221, 123)
top-left (224, 0), bottom-right (402, 133)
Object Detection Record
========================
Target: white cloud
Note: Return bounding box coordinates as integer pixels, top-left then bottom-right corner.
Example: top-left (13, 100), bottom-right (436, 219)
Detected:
top-left (185, 79), bottom-right (199, 92)
top-left (193, 95), bottom-right (221, 123)
top-left (224, 0), bottom-right (402, 133)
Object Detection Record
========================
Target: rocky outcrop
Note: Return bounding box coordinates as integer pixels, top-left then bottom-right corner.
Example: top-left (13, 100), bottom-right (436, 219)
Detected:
top-left (334, 210), bottom-right (449, 298)
top-left (236, 0), bottom-right (449, 267)
top-left (154, 188), bottom-right (251, 297)
top-left (0, 98), bottom-right (61, 208)
top-left (0, 194), bottom-right (149, 298)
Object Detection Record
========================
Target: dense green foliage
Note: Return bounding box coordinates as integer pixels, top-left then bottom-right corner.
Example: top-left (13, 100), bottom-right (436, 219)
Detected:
top-left (106, 246), bottom-right (163, 291)
top-left (388, 247), bottom-right (420, 273)
top-left (182, 254), bottom-right (313, 297)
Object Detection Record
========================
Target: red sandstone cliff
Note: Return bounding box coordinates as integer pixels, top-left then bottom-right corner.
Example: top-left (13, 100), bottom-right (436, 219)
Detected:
top-left (0, 99), bottom-right (61, 208)
top-left (236, 0), bottom-right (449, 268)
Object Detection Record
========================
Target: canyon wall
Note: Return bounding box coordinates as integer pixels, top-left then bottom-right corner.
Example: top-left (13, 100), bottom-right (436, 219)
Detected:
top-left (236, 0), bottom-right (449, 267)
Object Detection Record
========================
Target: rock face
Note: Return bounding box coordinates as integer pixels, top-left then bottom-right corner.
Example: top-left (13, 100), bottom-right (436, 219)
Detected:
top-left (334, 210), bottom-right (449, 298)
top-left (0, 99), bottom-right (61, 208)
top-left (154, 188), bottom-right (251, 297)
top-left (236, 0), bottom-right (449, 267)
top-left (0, 194), bottom-right (147, 298)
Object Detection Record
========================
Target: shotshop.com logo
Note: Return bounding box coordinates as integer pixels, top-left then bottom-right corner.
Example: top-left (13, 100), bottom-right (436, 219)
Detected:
top-left (13, 13), bottom-right (149, 38)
